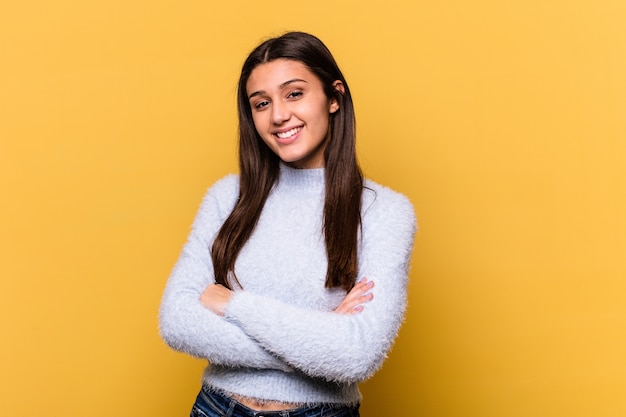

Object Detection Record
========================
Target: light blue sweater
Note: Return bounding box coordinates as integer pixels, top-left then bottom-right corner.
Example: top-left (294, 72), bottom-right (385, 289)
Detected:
top-left (159, 164), bottom-right (416, 406)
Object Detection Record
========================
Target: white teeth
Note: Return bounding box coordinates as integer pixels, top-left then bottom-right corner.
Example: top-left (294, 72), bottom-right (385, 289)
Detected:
top-left (276, 127), bottom-right (302, 139)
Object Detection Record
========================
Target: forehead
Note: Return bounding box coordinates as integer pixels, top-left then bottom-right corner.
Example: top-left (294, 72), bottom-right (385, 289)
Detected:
top-left (246, 59), bottom-right (320, 94)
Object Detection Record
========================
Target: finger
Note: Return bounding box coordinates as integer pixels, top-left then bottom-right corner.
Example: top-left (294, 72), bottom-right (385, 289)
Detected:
top-left (359, 292), bottom-right (374, 303)
top-left (350, 278), bottom-right (373, 295)
top-left (337, 292), bottom-right (373, 314)
top-left (339, 304), bottom-right (363, 315)
top-left (334, 279), bottom-right (375, 314)
top-left (350, 303), bottom-right (368, 314)
top-left (350, 280), bottom-right (374, 299)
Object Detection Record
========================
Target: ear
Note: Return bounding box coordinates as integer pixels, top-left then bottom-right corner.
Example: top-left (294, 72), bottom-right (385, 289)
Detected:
top-left (329, 80), bottom-right (345, 114)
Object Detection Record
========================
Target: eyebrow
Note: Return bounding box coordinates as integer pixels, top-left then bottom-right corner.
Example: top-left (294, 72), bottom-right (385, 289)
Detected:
top-left (248, 78), bottom-right (308, 100)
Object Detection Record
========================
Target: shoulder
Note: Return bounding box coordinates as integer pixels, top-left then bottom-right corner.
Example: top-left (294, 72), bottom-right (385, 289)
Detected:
top-left (197, 173), bottom-right (240, 220)
top-left (206, 174), bottom-right (239, 198)
top-left (360, 178), bottom-right (417, 242)
top-left (358, 179), bottom-right (417, 261)
top-left (362, 179), bottom-right (415, 223)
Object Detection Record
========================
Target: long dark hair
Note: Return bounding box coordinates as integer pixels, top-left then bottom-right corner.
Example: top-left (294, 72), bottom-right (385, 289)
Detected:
top-left (211, 31), bottom-right (363, 292)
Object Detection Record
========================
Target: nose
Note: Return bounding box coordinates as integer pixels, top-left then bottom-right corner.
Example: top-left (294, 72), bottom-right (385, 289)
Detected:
top-left (270, 101), bottom-right (290, 125)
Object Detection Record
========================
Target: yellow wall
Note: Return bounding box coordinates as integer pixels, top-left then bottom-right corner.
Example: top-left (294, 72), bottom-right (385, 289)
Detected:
top-left (1, 1), bottom-right (624, 416)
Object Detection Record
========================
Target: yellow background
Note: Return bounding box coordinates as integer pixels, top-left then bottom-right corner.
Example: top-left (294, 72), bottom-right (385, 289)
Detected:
top-left (1, 0), bottom-right (625, 416)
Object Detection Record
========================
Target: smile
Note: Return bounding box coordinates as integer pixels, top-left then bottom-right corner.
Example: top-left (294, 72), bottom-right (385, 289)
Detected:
top-left (275, 127), bottom-right (303, 139)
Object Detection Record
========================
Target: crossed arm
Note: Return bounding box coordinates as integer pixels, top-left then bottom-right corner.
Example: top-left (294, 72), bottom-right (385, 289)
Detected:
top-left (159, 178), bottom-right (416, 383)
top-left (201, 277), bottom-right (375, 317)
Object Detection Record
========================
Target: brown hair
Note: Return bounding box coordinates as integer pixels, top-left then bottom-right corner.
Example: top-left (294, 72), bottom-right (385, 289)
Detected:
top-left (211, 32), bottom-right (363, 292)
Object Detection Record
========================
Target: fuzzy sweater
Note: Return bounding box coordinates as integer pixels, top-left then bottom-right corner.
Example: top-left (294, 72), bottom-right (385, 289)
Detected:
top-left (159, 163), bottom-right (416, 406)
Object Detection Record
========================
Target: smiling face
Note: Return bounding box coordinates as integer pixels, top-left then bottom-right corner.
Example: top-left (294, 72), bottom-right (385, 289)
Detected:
top-left (246, 59), bottom-right (340, 169)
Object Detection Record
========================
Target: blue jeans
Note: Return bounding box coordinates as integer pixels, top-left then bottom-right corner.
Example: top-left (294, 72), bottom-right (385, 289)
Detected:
top-left (190, 386), bottom-right (360, 417)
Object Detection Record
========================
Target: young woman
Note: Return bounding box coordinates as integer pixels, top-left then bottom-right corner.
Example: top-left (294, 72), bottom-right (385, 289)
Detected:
top-left (159, 31), bottom-right (416, 417)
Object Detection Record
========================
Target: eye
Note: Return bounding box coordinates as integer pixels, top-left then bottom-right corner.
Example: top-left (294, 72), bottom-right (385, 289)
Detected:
top-left (253, 100), bottom-right (270, 110)
top-left (287, 90), bottom-right (303, 99)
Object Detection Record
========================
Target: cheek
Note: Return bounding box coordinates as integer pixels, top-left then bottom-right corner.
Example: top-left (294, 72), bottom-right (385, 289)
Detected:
top-left (303, 102), bottom-right (329, 126)
top-left (313, 106), bottom-right (332, 133)
top-left (251, 113), bottom-right (266, 134)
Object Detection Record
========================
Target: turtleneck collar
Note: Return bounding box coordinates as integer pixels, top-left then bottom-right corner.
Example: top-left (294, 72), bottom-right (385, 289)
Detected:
top-left (277, 162), bottom-right (325, 190)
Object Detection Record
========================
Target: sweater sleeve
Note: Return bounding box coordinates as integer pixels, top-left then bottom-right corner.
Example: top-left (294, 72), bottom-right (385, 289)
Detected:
top-left (223, 188), bottom-right (417, 383)
top-left (159, 177), bottom-right (291, 372)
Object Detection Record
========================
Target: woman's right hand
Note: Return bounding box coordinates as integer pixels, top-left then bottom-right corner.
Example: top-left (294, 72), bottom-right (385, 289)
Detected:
top-left (333, 278), bottom-right (374, 315)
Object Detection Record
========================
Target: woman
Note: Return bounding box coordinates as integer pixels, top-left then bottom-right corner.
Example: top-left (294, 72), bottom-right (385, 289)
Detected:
top-left (159, 31), bottom-right (416, 417)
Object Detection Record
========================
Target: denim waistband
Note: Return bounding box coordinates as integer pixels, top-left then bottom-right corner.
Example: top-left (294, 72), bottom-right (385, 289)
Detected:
top-left (195, 385), bottom-right (360, 417)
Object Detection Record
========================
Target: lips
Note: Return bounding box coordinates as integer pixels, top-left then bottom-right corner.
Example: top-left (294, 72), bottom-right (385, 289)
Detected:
top-left (275, 126), bottom-right (303, 139)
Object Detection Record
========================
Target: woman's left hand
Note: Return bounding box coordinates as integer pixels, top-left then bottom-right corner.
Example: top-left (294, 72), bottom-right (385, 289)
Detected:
top-left (200, 284), bottom-right (233, 316)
